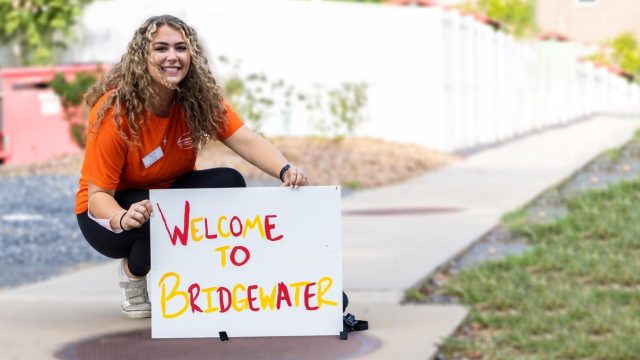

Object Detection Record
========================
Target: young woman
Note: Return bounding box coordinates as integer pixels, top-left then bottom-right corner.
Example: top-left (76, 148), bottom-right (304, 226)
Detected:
top-left (75, 15), bottom-right (307, 318)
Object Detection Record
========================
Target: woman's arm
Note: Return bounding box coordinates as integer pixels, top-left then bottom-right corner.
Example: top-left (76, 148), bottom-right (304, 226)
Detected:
top-left (87, 182), bottom-right (152, 231)
top-left (221, 126), bottom-right (308, 187)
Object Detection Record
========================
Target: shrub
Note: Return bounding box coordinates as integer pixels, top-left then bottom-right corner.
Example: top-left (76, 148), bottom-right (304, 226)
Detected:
top-left (587, 32), bottom-right (640, 83)
top-left (460, 0), bottom-right (537, 38)
top-left (50, 70), bottom-right (99, 148)
top-left (216, 56), bottom-right (369, 139)
top-left (305, 82), bottom-right (369, 139)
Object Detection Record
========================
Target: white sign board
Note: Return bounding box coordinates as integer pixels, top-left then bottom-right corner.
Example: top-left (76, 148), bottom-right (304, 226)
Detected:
top-left (149, 186), bottom-right (342, 338)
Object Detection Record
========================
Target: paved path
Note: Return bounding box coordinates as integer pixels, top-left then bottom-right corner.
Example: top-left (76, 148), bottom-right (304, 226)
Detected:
top-left (0, 114), bottom-right (638, 359)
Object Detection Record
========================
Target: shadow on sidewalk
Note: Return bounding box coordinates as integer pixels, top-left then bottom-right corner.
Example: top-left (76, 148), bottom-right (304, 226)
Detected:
top-left (55, 328), bottom-right (380, 360)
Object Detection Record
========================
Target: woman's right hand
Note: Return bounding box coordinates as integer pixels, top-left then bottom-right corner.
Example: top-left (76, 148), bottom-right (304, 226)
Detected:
top-left (120, 200), bottom-right (153, 230)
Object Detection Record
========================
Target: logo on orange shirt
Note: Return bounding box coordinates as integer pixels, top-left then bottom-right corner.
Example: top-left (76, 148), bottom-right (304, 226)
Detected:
top-left (177, 132), bottom-right (193, 149)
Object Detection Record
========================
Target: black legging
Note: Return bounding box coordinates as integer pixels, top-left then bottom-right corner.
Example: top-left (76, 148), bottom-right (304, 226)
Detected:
top-left (76, 168), bottom-right (246, 277)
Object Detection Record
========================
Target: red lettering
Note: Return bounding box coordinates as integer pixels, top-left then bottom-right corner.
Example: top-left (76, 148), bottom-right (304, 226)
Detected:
top-left (188, 283), bottom-right (203, 313)
top-left (304, 282), bottom-right (319, 310)
top-left (276, 282), bottom-right (292, 309)
top-left (230, 216), bottom-right (243, 237)
top-left (264, 215), bottom-right (283, 241)
top-left (230, 246), bottom-right (251, 267)
top-left (304, 283), bottom-right (318, 310)
top-left (157, 201), bottom-right (190, 246)
top-left (218, 287), bottom-right (232, 313)
top-left (204, 218), bottom-right (217, 239)
top-left (247, 285), bottom-right (259, 312)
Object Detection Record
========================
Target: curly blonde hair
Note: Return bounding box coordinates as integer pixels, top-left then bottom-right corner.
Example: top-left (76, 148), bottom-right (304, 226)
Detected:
top-left (85, 15), bottom-right (226, 147)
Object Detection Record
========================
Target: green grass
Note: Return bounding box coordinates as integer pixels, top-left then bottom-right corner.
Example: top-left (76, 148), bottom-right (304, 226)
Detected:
top-left (404, 288), bottom-right (427, 302)
top-left (342, 180), bottom-right (364, 190)
top-left (605, 147), bottom-right (623, 162)
top-left (440, 179), bottom-right (640, 359)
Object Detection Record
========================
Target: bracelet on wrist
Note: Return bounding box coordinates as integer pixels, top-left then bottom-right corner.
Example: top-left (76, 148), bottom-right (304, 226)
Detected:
top-left (119, 212), bottom-right (127, 231)
top-left (279, 164), bottom-right (291, 182)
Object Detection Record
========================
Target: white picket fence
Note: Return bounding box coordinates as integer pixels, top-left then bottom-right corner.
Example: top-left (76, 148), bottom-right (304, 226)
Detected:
top-left (7, 0), bottom-right (637, 151)
top-left (440, 10), bottom-right (640, 150)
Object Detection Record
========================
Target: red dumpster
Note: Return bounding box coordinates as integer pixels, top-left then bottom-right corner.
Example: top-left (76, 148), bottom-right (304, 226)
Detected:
top-left (0, 64), bottom-right (103, 165)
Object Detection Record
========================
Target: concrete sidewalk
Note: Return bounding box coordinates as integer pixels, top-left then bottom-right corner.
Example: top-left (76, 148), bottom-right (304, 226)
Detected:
top-left (1, 114), bottom-right (638, 359)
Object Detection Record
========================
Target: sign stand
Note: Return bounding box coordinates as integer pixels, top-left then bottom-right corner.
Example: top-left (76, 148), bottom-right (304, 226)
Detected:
top-left (340, 313), bottom-right (369, 340)
top-left (219, 331), bottom-right (229, 341)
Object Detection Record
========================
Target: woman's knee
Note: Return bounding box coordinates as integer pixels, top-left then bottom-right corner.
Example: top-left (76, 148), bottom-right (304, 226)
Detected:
top-left (77, 213), bottom-right (131, 259)
top-left (171, 167), bottom-right (246, 189)
top-left (127, 260), bottom-right (150, 277)
top-left (221, 167), bottom-right (246, 187)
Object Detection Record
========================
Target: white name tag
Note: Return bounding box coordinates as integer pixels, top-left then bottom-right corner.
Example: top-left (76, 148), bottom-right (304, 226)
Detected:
top-left (142, 146), bottom-right (164, 168)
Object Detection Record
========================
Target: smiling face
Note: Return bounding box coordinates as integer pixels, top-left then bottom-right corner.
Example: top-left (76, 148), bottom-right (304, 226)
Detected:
top-left (147, 24), bottom-right (191, 90)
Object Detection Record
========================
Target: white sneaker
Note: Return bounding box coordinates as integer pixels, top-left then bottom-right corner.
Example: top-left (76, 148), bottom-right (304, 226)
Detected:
top-left (118, 261), bottom-right (151, 318)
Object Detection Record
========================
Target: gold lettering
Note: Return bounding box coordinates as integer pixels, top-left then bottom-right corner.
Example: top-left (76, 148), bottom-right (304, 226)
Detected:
top-left (190, 217), bottom-right (204, 241)
top-left (158, 272), bottom-right (189, 318)
top-left (232, 284), bottom-right (248, 312)
top-left (317, 276), bottom-right (338, 308)
top-left (217, 216), bottom-right (231, 238)
top-left (243, 215), bottom-right (266, 239)
top-left (289, 281), bottom-right (310, 307)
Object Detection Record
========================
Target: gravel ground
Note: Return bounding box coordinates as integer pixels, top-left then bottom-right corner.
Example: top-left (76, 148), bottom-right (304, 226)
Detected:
top-left (0, 175), bottom-right (104, 288)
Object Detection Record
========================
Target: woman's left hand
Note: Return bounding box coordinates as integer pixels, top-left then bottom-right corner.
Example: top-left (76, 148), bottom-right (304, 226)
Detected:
top-left (281, 165), bottom-right (308, 188)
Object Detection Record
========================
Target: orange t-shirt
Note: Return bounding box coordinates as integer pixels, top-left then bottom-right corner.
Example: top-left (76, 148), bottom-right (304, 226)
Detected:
top-left (75, 94), bottom-right (243, 214)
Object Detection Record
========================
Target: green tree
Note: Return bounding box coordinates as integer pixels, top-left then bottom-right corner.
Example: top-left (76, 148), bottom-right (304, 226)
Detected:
top-left (610, 33), bottom-right (640, 80)
top-left (473, 0), bottom-right (536, 37)
top-left (587, 32), bottom-right (640, 83)
top-left (0, 0), bottom-right (92, 65)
